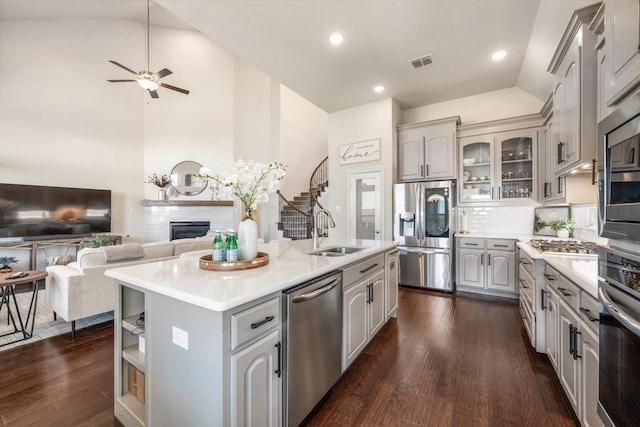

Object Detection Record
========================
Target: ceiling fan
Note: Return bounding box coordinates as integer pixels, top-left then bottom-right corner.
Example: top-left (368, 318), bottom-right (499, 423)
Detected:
top-left (107, 0), bottom-right (189, 98)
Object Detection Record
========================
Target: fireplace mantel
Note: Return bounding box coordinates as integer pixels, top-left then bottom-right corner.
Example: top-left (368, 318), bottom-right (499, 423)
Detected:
top-left (141, 200), bottom-right (233, 207)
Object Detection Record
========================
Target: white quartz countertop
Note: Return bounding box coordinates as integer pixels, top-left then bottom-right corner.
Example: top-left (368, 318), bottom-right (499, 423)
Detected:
top-left (516, 241), bottom-right (599, 297)
top-left (105, 238), bottom-right (397, 312)
top-left (542, 253), bottom-right (599, 298)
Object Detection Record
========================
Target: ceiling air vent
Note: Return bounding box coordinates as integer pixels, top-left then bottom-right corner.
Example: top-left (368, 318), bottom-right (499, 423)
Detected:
top-left (410, 53), bottom-right (433, 69)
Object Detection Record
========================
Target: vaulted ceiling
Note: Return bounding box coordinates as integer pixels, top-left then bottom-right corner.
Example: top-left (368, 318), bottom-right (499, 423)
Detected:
top-left (0, 0), bottom-right (600, 112)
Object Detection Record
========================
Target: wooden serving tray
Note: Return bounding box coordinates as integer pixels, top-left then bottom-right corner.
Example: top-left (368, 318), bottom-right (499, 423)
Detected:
top-left (199, 252), bottom-right (269, 271)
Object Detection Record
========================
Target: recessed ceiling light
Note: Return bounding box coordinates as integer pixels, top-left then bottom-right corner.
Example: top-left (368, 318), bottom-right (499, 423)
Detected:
top-left (329, 33), bottom-right (344, 45)
top-left (374, 85), bottom-right (385, 93)
top-left (492, 50), bottom-right (507, 61)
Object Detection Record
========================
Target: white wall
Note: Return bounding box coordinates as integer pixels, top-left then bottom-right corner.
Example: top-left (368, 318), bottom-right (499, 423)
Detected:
top-left (0, 20), bottom-right (145, 239)
top-left (328, 98), bottom-right (398, 241)
top-left (1, 18), bottom-right (328, 244)
top-left (401, 87), bottom-right (543, 126)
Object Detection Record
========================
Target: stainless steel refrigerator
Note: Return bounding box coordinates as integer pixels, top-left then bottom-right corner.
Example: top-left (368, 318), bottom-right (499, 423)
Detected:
top-left (393, 180), bottom-right (456, 292)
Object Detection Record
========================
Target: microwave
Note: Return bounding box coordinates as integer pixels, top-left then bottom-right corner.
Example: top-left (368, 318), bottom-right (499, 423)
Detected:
top-left (598, 91), bottom-right (640, 243)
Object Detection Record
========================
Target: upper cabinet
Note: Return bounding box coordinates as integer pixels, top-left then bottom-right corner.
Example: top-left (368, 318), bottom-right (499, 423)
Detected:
top-left (603, 0), bottom-right (640, 106)
top-left (547, 4), bottom-right (599, 175)
top-left (459, 126), bottom-right (538, 205)
top-left (398, 116), bottom-right (460, 181)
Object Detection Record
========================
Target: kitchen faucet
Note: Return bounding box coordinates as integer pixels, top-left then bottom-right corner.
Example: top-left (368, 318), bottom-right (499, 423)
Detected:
top-left (312, 208), bottom-right (336, 250)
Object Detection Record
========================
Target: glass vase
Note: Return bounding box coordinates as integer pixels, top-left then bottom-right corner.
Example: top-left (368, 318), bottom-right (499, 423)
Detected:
top-left (238, 209), bottom-right (258, 260)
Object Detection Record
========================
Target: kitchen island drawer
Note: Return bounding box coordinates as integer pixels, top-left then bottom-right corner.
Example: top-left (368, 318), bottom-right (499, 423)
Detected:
top-left (518, 250), bottom-right (535, 279)
top-left (230, 297), bottom-right (280, 350)
top-left (342, 254), bottom-right (384, 288)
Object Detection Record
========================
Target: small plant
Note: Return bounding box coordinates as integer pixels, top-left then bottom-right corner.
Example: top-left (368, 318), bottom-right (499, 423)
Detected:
top-left (549, 218), bottom-right (575, 237)
top-left (85, 235), bottom-right (120, 248)
top-left (0, 256), bottom-right (18, 272)
top-left (146, 173), bottom-right (171, 188)
top-left (0, 256), bottom-right (18, 267)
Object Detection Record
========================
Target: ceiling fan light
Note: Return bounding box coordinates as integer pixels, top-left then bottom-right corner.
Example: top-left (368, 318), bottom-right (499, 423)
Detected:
top-left (137, 77), bottom-right (159, 91)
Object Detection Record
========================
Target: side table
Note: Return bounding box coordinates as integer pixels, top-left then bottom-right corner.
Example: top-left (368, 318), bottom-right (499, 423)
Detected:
top-left (0, 270), bottom-right (47, 347)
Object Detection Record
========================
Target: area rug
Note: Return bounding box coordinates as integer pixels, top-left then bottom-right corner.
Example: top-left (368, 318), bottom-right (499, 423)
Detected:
top-left (0, 290), bottom-right (113, 350)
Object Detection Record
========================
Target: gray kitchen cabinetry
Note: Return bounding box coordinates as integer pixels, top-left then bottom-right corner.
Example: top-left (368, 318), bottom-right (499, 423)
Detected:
top-left (342, 254), bottom-right (385, 371)
top-left (457, 237), bottom-right (517, 296)
top-left (398, 116), bottom-right (460, 181)
top-left (547, 4), bottom-right (598, 175)
top-left (114, 282), bottom-right (281, 427)
top-left (603, 0), bottom-right (640, 106)
top-left (543, 264), bottom-right (602, 427)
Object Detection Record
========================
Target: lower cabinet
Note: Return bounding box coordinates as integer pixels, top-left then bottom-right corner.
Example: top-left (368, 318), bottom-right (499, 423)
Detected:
top-left (457, 237), bottom-right (517, 295)
top-left (545, 285), bottom-right (560, 373)
top-left (343, 269), bottom-right (385, 370)
top-left (545, 263), bottom-right (603, 427)
top-left (230, 329), bottom-right (280, 427)
top-left (385, 250), bottom-right (399, 318)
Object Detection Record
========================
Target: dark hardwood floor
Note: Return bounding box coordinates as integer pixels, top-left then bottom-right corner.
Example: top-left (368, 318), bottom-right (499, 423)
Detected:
top-left (0, 288), bottom-right (578, 426)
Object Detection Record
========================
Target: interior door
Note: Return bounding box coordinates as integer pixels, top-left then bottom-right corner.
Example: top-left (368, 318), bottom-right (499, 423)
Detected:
top-left (349, 171), bottom-right (382, 240)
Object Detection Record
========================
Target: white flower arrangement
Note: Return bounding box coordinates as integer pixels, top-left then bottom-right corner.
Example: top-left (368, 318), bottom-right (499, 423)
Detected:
top-left (198, 159), bottom-right (286, 213)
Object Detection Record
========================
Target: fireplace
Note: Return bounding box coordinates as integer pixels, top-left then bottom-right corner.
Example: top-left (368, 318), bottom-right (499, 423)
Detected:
top-left (170, 221), bottom-right (211, 240)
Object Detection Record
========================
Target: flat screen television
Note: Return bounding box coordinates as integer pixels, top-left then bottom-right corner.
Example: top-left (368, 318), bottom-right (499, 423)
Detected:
top-left (0, 183), bottom-right (111, 240)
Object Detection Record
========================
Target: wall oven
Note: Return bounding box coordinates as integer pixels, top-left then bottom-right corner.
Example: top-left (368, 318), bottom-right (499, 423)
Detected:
top-left (598, 91), bottom-right (640, 243)
top-left (598, 245), bottom-right (640, 427)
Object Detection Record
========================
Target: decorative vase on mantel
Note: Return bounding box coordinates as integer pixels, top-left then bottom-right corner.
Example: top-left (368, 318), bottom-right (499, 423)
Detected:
top-left (238, 209), bottom-right (258, 260)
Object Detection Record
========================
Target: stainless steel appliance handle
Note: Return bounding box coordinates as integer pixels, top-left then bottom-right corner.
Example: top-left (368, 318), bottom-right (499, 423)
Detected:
top-left (274, 342), bottom-right (282, 377)
top-left (599, 285), bottom-right (640, 338)
top-left (291, 278), bottom-right (341, 303)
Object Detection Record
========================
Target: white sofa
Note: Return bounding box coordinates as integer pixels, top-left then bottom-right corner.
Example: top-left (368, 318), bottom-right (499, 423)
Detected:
top-left (45, 237), bottom-right (213, 336)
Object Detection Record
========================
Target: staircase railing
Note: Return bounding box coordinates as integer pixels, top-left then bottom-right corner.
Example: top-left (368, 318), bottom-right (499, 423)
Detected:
top-left (277, 156), bottom-right (330, 240)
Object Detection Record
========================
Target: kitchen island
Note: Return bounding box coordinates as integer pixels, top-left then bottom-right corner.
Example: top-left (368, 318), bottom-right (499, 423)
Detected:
top-left (105, 238), bottom-right (398, 427)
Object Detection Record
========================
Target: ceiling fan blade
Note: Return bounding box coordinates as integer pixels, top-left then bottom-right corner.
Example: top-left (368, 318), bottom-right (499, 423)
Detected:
top-left (107, 79), bottom-right (137, 82)
top-left (155, 68), bottom-right (172, 79)
top-left (149, 90), bottom-right (159, 99)
top-left (160, 82), bottom-right (190, 95)
top-left (108, 60), bottom-right (138, 75)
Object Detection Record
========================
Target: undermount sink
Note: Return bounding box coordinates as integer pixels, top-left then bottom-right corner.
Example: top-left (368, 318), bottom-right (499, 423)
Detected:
top-left (307, 246), bottom-right (366, 257)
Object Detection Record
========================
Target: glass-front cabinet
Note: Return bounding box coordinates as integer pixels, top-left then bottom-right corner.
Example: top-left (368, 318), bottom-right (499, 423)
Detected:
top-left (460, 129), bottom-right (537, 204)
top-left (461, 138), bottom-right (495, 202)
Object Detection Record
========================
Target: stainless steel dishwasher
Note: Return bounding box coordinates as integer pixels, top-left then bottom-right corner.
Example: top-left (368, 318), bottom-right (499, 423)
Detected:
top-left (283, 270), bottom-right (342, 427)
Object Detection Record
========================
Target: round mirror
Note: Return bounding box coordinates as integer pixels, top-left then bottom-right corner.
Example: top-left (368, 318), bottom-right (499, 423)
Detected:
top-left (170, 161), bottom-right (207, 196)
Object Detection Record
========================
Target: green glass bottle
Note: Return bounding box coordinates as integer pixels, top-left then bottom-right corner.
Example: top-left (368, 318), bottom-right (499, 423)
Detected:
top-left (212, 230), bottom-right (224, 262)
top-left (225, 230), bottom-right (238, 262)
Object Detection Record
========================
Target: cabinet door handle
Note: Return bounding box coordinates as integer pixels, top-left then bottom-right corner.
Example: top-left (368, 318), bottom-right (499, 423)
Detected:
top-left (275, 342), bottom-right (282, 377)
top-left (591, 159), bottom-right (597, 185)
top-left (251, 315), bottom-right (275, 329)
top-left (544, 274), bottom-right (556, 282)
top-left (367, 283), bottom-right (373, 304)
top-left (580, 307), bottom-right (599, 322)
top-left (557, 287), bottom-right (572, 297)
top-left (541, 289), bottom-right (547, 310)
top-left (421, 165), bottom-right (424, 176)
top-left (573, 328), bottom-right (582, 360)
top-left (360, 263), bottom-right (379, 274)
top-left (520, 259), bottom-right (531, 265)
top-left (568, 324), bottom-right (575, 357)
top-left (487, 254), bottom-right (491, 266)
top-left (480, 254), bottom-right (484, 265)
top-left (519, 279), bottom-right (529, 289)
top-left (425, 164), bottom-right (429, 176)
top-left (495, 244), bottom-right (509, 248)
top-left (465, 243), bottom-right (479, 246)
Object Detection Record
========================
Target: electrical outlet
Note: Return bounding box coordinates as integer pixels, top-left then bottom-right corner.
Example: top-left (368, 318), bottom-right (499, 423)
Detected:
top-left (172, 326), bottom-right (189, 350)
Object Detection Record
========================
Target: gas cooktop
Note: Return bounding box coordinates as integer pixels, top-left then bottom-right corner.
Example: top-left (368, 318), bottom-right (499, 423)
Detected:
top-left (529, 239), bottom-right (599, 255)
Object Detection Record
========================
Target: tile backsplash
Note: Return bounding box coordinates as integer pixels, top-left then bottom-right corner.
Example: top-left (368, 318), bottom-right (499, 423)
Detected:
top-left (458, 204), bottom-right (602, 242)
